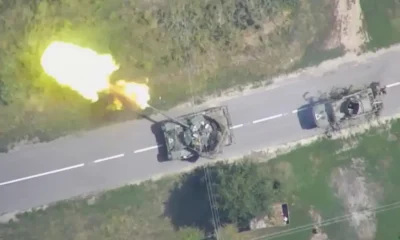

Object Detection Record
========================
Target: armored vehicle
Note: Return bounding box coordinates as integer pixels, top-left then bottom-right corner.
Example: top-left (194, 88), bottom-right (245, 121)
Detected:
top-left (312, 82), bottom-right (386, 136)
top-left (159, 106), bottom-right (234, 161)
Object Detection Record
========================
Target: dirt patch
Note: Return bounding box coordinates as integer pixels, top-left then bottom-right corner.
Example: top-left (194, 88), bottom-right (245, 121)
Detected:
top-left (249, 203), bottom-right (288, 229)
top-left (326, 0), bottom-right (368, 53)
top-left (335, 138), bottom-right (360, 154)
top-left (310, 231), bottom-right (329, 240)
top-left (330, 158), bottom-right (378, 240)
top-left (308, 207), bottom-right (329, 240)
top-left (267, 203), bottom-right (288, 227)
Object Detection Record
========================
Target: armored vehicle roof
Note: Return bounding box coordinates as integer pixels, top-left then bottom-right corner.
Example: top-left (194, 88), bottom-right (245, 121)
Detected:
top-left (311, 82), bottom-right (385, 133)
top-left (160, 106), bottom-right (234, 161)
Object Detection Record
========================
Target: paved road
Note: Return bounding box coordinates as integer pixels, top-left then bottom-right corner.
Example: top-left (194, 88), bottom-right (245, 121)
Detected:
top-left (2, 48), bottom-right (400, 214)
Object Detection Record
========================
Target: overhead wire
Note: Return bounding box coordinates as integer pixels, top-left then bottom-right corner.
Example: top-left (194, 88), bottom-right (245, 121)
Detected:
top-left (204, 165), bottom-right (222, 240)
top-left (206, 166), bottom-right (223, 236)
top-left (249, 200), bottom-right (400, 240)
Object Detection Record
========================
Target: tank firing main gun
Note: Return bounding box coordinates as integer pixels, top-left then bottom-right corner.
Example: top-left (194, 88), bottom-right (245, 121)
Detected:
top-left (108, 83), bottom-right (233, 161)
top-left (108, 83), bottom-right (190, 129)
top-left (147, 105), bottom-right (190, 129)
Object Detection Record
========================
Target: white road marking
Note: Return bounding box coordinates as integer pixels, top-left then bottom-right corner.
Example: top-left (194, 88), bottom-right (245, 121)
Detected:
top-left (0, 163), bottom-right (85, 187)
top-left (252, 114), bottom-right (284, 124)
top-left (93, 153), bottom-right (125, 163)
top-left (292, 107), bottom-right (308, 114)
top-left (386, 82), bottom-right (400, 88)
top-left (290, 81), bottom-right (400, 114)
top-left (3, 81), bottom-right (398, 188)
top-left (230, 124), bottom-right (244, 129)
top-left (134, 145), bottom-right (161, 153)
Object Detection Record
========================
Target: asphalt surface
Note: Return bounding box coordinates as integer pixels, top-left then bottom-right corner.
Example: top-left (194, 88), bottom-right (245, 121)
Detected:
top-left (1, 48), bottom-right (400, 214)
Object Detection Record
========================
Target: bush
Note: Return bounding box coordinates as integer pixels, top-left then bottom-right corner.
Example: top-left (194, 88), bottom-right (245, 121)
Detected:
top-left (0, 0), bottom-right (332, 151)
top-left (211, 160), bottom-right (275, 228)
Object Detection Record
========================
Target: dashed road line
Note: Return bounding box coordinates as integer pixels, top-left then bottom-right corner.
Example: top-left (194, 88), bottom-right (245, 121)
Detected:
top-left (93, 154), bottom-right (125, 163)
top-left (134, 145), bottom-right (161, 153)
top-left (3, 81), bottom-right (399, 187)
top-left (230, 124), bottom-right (244, 129)
top-left (252, 113), bottom-right (284, 124)
top-left (0, 163), bottom-right (85, 187)
top-left (292, 107), bottom-right (308, 114)
top-left (386, 82), bottom-right (400, 88)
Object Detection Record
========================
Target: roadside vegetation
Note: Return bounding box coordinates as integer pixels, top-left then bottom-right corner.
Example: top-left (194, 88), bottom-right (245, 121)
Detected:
top-left (1, 0), bottom-right (400, 152)
top-left (360, 0), bottom-right (400, 50)
top-left (2, 118), bottom-right (400, 240)
top-left (0, 0), bottom-right (341, 152)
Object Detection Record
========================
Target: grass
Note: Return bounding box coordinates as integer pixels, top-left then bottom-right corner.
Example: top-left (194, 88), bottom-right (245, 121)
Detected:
top-left (0, 176), bottom-right (204, 240)
top-left (2, 0), bottom-right (400, 153)
top-left (236, 119), bottom-right (400, 240)
top-left (290, 0), bottom-right (346, 69)
top-left (3, 119), bottom-right (400, 240)
top-left (361, 0), bottom-right (400, 50)
top-left (0, 0), bottom-right (339, 152)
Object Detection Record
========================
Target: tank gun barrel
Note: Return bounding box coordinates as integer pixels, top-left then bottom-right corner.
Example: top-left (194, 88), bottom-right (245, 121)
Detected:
top-left (147, 105), bottom-right (190, 129)
top-left (108, 84), bottom-right (190, 129)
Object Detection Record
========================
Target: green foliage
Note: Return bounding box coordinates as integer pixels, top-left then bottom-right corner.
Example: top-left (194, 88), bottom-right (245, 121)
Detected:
top-left (0, 0), bottom-right (332, 151)
top-left (4, 120), bottom-right (400, 239)
top-left (163, 167), bottom-right (215, 233)
top-left (360, 0), bottom-right (400, 50)
top-left (175, 227), bottom-right (204, 240)
top-left (0, 178), bottom-right (195, 240)
top-left (164, 161), bottom-right (276, 233)
top-left (211, 160), bottom-right (274, 228)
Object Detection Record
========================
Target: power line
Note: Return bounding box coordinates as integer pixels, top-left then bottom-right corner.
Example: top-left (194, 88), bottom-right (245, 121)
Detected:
top-left (252, 201), bottom-right (400, 240)
top-left (250, 200), bottom-right (400, 240)
top-left (206, 165), bottom-right (223, 240)
top-left (204, 165), bottom-right (222, 240)
top-left (204, 167), bottom-right (218, 240)
top-left (205, 165), bottom-right (223, 236)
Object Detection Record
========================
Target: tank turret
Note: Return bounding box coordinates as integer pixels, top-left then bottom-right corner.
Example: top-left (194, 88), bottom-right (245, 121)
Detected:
top-left (159, 106), bottom-right (234, 161)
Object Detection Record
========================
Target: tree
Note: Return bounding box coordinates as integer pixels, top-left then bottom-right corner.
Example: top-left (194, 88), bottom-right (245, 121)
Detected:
top-left (209, 160), bottom-right (274, 229)
top-left (176, 227), bottom-right (204, 240)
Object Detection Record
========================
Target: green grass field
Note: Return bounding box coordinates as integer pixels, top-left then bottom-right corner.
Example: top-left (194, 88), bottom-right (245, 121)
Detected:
top-left (3, 1), bottom-right (400, 239)
top-left (2, 0), bottom-right (400, 153)
top-left (2, 119), bottom-right (400, 240)
top-left (236, 120), bottom-right (400, 240)
top-left (360, 0), bottom-right (400, 50)
top-left (0, 0), bottom-right (338, 152)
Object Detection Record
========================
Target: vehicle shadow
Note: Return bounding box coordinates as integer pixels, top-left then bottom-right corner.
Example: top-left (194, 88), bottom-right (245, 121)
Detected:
top-left (297, 103), bottom-right (317, 130)
top-left (296, 91), bottom-right (319, 130)
top-left (162, 167), bottom-right (215, 234)
top-left (150, 121), bottom-right (170, 163)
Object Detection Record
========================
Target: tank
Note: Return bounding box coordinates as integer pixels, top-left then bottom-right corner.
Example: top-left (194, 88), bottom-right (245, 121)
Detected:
top-left (312, 82), bottom-right (386, 136)
top-left (159, 106), bottom-right (234, 161)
